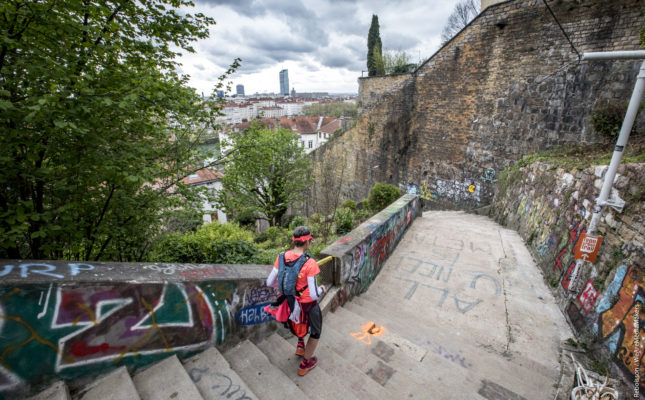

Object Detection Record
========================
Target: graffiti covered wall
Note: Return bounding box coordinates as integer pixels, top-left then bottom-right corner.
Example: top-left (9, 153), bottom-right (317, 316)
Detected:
top-left (0, 261), bottom-right (277, 397)
top-left (321, 194), bottom-right (421, 306)
top-left (491, 160), bottom-right (645, 392)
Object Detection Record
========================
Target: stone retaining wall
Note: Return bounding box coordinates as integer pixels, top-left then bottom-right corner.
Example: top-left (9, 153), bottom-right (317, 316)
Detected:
top-left (489, 160), bottom-right (645, 392)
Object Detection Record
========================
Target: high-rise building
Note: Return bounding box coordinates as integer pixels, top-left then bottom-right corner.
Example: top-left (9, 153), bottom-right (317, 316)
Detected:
top-left (236, 84), bottom-right (245, 96)
top-left (279, 69), bottom-right (289, 96)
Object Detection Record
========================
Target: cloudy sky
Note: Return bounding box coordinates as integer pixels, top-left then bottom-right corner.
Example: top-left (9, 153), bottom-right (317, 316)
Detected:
top-left (179, 0), bottom-right (462, 95)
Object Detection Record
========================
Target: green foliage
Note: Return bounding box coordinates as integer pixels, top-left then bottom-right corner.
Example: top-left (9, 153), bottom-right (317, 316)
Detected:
top-left (367, 15), bottom-right (383, 76)
top-left (548, 275), bottom-right (559, 287)
top-left (233, 208), bottom-right (258, 229)
top-left (373, 46), bottom-right (385, 76)
top-left (590, 359), bottom-right (608, 376)
top-left (217, 122), bottom-right (312, 226)
top-left (641, 19), bottom-right (645, 48)
top-left (367, 183), bottom-right (402, 213)
top-left (254, 226), bottom-right (290, 250)
top-left (341, 199), bottom-right (357, 210)
top-left (335, 207), bottom-right (355, 234)
top-left (354, 209), bottom-right (372, 225)
top-left (149, 223), bottom-right (259, 264)
top-left (0, 0), bottom-right (239, 261)
top-left (383, 50), bottom-right (416, 74)
top-left (302, 102), bottom-right (357, 118)
top-left (289, 216), bottom-right (308, 230)
top-left (591, 101), bottom-right (633, 137)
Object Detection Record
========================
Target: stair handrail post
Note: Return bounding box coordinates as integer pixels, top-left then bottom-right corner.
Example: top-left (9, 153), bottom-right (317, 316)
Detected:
top-left (567, 53), bottom-right (645, 293)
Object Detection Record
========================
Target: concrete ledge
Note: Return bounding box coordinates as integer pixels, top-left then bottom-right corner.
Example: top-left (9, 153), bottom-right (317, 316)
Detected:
top-left (320, 194), bottom-right (421, 303)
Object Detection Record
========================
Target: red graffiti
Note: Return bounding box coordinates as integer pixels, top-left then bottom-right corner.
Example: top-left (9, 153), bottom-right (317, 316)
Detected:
top-left (555, 221), bottom-right (585, 272)
top-left (576, 279), bottom-right (599, 316)
top-left (71, 342), bottom-right (125, 357)
top-left (560, 261), bottom-right (576, 291)
top-left (336, 237), bottom-right (353, 244)
top-left (179, 269), bottom-right (216, 280)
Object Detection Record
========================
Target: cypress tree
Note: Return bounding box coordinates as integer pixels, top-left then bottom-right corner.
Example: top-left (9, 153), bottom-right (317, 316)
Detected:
top-left (367, 14), bottom-right (383, 76)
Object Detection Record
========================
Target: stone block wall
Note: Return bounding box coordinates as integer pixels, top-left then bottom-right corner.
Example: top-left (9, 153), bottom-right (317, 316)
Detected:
top-left (489, 159), bottom-right (645, 391)
top-left (313, 0), bottom-right (645, 210)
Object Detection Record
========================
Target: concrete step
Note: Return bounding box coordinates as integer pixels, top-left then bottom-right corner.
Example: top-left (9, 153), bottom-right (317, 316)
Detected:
top-left (133, 355), bottom-right (204, 400)
top-left (223, 339), bottom-right (310, 400)
top-left (281, 331), bottom-right (390, 400)
top-left (351, 293), bottom-right (559, 399)
top-left (26, 381), bottom-right (70, 400)
top-left (74, 367), bottom-right (140, 400)
top-left (330, 303), bottom-right (470, 393)
top-left (321, 308), bottom-right (434, 399)
top-left (183, 347), bottom-right (260, 400)
top-left (254, 333), bottom-right (359, 400)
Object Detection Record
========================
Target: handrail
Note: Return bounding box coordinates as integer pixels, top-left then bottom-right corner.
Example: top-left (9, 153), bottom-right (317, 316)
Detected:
top-left (317, 255), bottom-right (333, 267)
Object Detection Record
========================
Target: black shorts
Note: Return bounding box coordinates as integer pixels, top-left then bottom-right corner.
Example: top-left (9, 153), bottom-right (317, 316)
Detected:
top-left (291, 301), bottom-right (322, 339)
top-left (305, 302), bottom-right (322, 339)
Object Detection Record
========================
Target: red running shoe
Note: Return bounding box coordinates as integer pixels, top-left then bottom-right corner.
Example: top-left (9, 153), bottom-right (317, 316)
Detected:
top-left (298, 356), bottom-right (318, 376)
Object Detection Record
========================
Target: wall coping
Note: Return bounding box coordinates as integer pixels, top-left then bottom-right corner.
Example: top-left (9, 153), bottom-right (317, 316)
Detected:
top-left (321, 194), bottom-right (418, 258)
top-left (0, 260), bottom-right (272, 284)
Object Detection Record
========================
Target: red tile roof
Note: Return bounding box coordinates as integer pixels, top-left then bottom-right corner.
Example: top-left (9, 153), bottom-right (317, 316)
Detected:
top-left (182, 168), bottom-right (223, 185)
top-left (234, 116), bottom-right (338, 135)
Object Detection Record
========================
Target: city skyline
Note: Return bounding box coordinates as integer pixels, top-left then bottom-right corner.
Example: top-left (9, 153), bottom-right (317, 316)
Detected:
top-left (179, 0), bottom-right (461, 95)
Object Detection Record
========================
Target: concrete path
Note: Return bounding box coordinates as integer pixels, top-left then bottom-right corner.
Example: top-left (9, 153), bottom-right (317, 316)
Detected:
top-left (27, 211), bottom-right (574, 400)
top-left (343, 210), bottom-right (574, 399)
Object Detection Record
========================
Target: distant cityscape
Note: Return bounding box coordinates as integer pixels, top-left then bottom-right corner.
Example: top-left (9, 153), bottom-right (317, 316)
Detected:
top-left (208, 68), bottom-right (357, 156)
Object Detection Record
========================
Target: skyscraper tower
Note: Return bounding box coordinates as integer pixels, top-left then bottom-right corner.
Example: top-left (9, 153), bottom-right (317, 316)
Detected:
top-left (279, 69), bottom-right (289, 96)
top-left (236, 84), bottom-right (245, 96)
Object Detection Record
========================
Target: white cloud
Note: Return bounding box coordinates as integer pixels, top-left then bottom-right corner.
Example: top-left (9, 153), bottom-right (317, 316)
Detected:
top-left (178, 0), bottom-right (461, 94)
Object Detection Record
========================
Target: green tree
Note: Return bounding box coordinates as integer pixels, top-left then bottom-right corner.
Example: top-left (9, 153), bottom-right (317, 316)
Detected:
top-left (0, 0), bottom-right (239, 261)
top-left (217, 122), bottom-right (312, 226)
top-left (383, 49), bottom-right (416, 74)
top-left (367, 14), bottom-right (383, 76)
top-left (367, 183), bottom-right (401, 213)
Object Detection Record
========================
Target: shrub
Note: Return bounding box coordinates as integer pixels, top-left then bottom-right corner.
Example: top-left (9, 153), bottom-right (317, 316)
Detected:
top-left (354, 209), bottom-right (371, 224)
top-left (341, 199), bottom-right (357, 211)
top-left (148, 222), bottom-right (259, 264)
top-left (367, 182), bottom-right (401, 213)
top-left (591, 101), bottom-right (635, 138)
top-left (254, 226), bottom-right (290, 250)
top-left (233, 207), bottom-right (257, 228)
top-left (289, 215), bottom-right (307, 230)
top-left (335, 207), bottom-right (355, 234)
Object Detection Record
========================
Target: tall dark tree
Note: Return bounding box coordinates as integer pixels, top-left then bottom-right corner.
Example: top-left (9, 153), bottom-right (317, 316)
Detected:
top-left (0, 0), bottom-right (239, 261)
top-left (367, 14), bottom-right (383, 76)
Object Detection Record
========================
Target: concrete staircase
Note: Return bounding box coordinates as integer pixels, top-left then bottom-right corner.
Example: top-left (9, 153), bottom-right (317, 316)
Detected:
top-left (25, 212), bottom-right (572, 399)
top-left (25, 297), bottom-right (566, 400)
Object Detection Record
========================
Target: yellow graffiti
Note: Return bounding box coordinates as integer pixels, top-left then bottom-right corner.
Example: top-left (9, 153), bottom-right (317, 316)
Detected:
top-left (73, 303), bottom-right (98, 327)
top-left (468, 185), bottom-right (476, 193)
top-left (351, 321), bottom-right (386, 345)
top-left (1, 288), bottom-right (20, 301)
top-left (115, 297), bottom-right (172, 362)
top-left (0, 315), bottom-right (74, 369)
top-left (174, 289), bottom-right (207, 323)
top-left (420, 182), bottom-right (435, 201)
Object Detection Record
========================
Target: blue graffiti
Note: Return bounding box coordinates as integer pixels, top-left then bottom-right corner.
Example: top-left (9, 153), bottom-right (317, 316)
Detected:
top-left (234, 302), bottom-right (274, 326)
